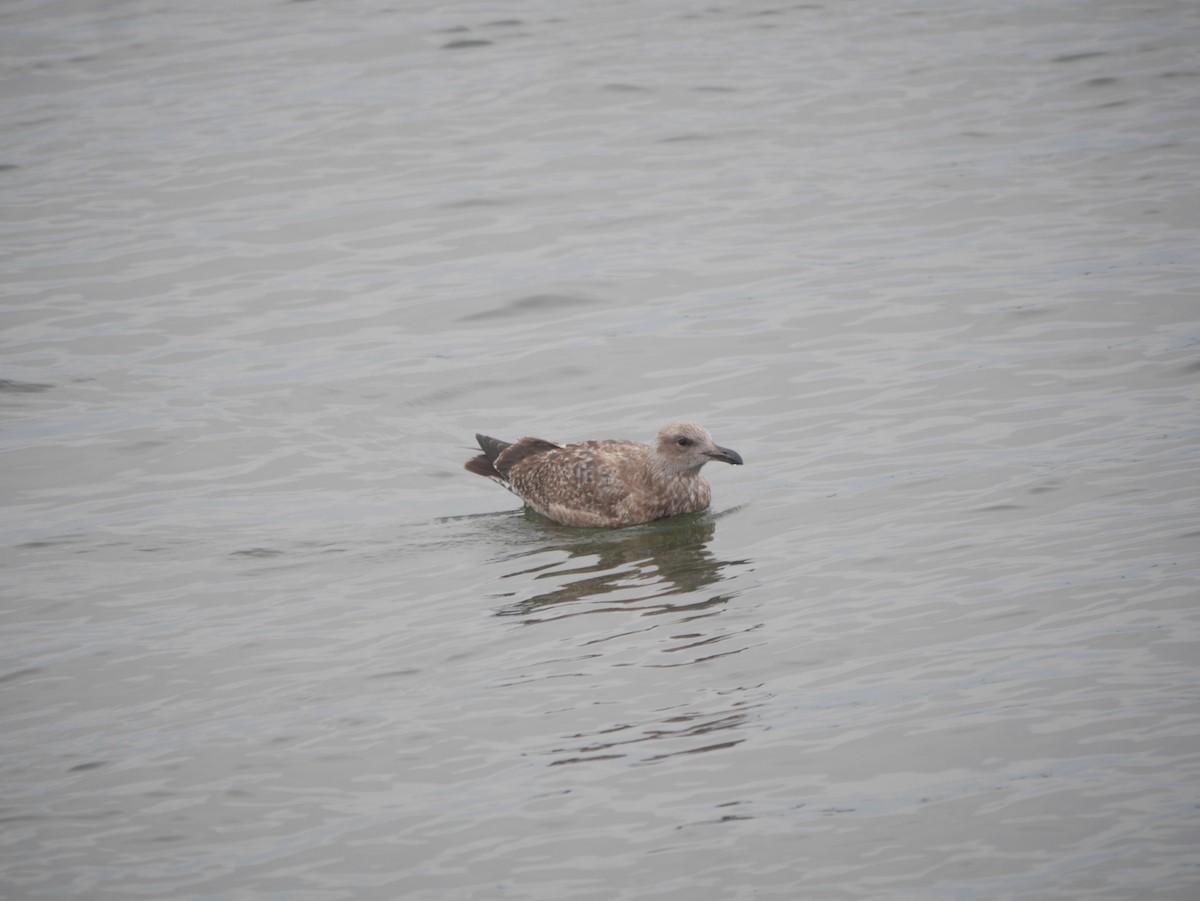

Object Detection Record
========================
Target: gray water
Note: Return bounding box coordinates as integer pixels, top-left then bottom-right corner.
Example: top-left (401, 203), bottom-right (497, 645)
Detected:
top-left (3, 0), bottom-right (1199, 898)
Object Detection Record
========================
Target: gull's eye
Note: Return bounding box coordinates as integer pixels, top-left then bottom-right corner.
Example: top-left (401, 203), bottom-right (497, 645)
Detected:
top-left (677, 437), bottom-right (693, 447)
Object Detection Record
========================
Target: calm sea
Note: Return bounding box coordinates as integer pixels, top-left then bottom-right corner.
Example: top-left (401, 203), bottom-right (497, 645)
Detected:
top-left (3, 0), bottom-right (1199, 898)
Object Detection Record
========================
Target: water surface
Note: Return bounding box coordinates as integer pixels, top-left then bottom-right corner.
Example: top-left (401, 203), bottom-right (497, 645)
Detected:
top-left (2, 0), bottom-right (1199, 898)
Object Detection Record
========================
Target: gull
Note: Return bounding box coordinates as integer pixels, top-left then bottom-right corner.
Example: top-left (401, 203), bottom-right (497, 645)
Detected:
top-left (465, 420), bottom-right (743, 528)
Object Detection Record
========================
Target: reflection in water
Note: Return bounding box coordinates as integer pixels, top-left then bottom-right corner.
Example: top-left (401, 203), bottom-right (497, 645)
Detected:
top-left (464, 509), bottom-right (764, 766)
top-left (491, 509), bottom-right (750, 621)
top-left (0, 378), bottom-right (54, 397)
top-left (548, 703), bottom-right (759, 768)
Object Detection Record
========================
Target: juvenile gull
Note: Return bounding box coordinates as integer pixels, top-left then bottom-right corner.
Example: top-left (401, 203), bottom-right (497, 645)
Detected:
top-left (464, 421), bottom-right (743, 528)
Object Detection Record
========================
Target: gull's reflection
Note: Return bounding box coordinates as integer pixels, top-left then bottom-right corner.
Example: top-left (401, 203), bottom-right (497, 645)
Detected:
top-left (488, 508), bottom-right (749, 622)
top-left (446, 506), bottom-right (762, 766)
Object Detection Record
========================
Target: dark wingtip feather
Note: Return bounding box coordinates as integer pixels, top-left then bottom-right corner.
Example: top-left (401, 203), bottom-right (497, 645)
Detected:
top-left (493, 437), bottom-right (560, 476)
top-left (475, 434), bottom-right (511, 462)
top-left (467, 434), bottom-right (512, 480)
top-left (466, 431), bottom-right (562, 483)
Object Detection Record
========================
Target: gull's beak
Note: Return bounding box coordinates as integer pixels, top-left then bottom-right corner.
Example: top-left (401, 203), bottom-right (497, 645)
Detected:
top-left (705, 445), bottom-right (743, 466)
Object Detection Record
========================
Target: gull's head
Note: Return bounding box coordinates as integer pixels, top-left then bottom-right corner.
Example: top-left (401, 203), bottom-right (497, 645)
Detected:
top-left (655, 421), bottom-right (744, 474)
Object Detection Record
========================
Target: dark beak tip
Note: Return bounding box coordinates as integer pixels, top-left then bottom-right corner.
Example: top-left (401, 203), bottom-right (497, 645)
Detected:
top-left (707, 448), bottom-right (744, 466)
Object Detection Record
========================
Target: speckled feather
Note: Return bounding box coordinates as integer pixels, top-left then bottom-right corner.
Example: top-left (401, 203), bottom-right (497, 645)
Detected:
top-left (465, 421), bottom-right (743, 528)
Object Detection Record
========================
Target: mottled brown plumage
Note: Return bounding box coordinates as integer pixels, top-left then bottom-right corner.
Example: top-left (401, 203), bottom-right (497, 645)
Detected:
top-left (465, 421), bottom-right (743, 528)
